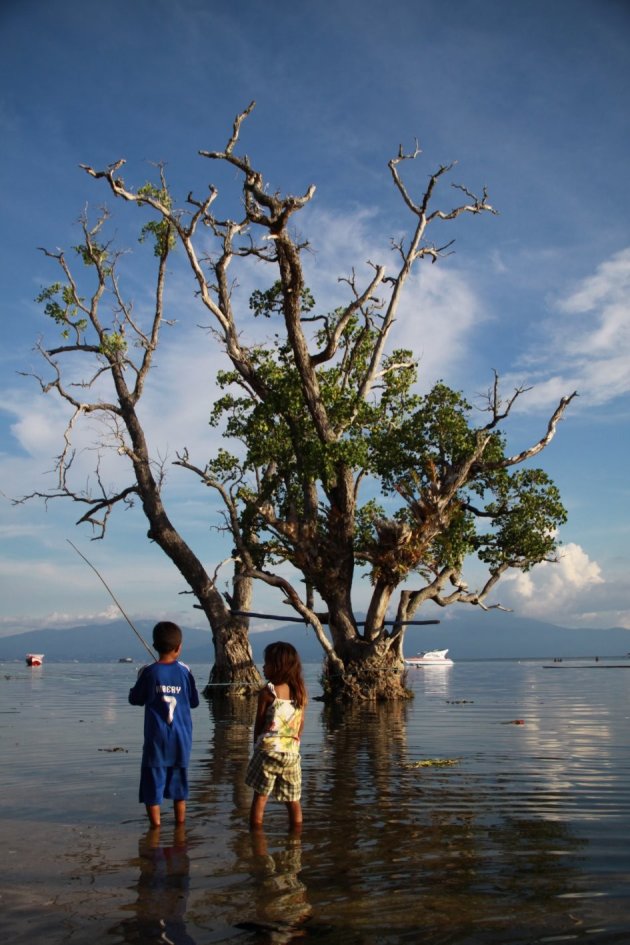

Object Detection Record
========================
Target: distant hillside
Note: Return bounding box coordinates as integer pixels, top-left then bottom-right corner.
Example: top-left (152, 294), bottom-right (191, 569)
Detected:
top-left (1, 611), bottom-right (629, 663)
top-left (0, 620), bottom-right (209, 663)
top-left (402, 610), bottom-right (630, 661)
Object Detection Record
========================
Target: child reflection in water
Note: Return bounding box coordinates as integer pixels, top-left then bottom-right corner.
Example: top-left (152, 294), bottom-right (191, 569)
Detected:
top-left (117, 825), bottom-right (196, 945)
top-left (236, 829), bottom-right (312, 942)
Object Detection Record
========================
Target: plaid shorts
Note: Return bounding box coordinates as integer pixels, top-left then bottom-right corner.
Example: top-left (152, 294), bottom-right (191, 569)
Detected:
top-left (245, 749), bottom-right (302, 802)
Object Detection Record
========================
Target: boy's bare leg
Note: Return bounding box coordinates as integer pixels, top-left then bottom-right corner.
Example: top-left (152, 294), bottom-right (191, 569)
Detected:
top-left (174, 799), bottom-right (186, 824)
top-left (146, 804), bottom-right (161, 828)
top-left (286, 800), bottom-right (302, 831)
top-left (250, 792), bottom-right (269, 829)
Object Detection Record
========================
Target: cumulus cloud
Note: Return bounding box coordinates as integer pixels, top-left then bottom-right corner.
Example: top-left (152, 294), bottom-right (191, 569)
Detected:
top-left (500, 542), bottom-right (606, 624)
top-left (2, 303), bottom-right (227, 503)
top-left (506, 247), bottom-right (630, 410)
top-left (0, 604), bottom-right (119, 634)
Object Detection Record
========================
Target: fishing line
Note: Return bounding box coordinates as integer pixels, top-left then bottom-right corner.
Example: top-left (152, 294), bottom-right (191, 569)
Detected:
top-left (66, 539), bottom-right (156, 661)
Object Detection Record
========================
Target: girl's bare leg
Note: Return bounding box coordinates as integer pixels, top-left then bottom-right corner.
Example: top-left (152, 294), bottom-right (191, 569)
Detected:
top-left (286, 800), bottom-right (302, 831)
top-left (174, 799), bottom-right (186, 824)
top-left (250, 792), bottom-right (269, 829)
top-left (146, 804), bottom-right (161, 828)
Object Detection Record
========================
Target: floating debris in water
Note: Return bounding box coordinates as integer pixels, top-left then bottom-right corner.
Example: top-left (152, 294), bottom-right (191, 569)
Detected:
top-left (402, 758), bottom-right (460, 768)
top-left (98, 746), bottom-right (128, 752)
top-left (500, 719), bottom-right (525, 725)
top-left (446, 699), bottom-right (474, 704)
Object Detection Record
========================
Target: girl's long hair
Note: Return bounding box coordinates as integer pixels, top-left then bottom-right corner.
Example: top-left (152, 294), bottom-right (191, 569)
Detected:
top-left (264, 641), bottom-right (307, 708)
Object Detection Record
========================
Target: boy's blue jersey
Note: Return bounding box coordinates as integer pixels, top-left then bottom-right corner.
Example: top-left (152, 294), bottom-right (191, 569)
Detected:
top-left (129, 661), bottom-right (200, 767)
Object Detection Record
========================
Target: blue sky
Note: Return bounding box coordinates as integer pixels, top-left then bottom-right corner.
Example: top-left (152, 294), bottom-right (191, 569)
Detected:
top-left (1, 0), bottom-right (629, 638)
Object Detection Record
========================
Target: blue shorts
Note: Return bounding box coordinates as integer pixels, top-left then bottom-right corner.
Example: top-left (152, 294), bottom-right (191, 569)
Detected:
top-left (139, 766), bottom-right (189, 805)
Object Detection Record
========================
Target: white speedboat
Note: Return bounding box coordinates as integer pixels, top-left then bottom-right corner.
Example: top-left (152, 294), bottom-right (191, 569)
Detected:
top-left (404, 649), bottom-right (453, 666)
top-left (25, 653), bottom-right (44, 667)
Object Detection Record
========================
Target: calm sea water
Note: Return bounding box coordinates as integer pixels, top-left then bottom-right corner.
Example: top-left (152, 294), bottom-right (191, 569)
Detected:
top-left (1, 657), bottom-right (629, 944)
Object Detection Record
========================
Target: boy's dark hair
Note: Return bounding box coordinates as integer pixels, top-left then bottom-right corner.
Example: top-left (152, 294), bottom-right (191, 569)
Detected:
top-left (153, 621), bottom-right (183, 655)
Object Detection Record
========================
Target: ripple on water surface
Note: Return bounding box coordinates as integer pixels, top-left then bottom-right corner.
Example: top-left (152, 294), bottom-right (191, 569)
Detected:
top-left (1, 658), bottom-right (629, 943)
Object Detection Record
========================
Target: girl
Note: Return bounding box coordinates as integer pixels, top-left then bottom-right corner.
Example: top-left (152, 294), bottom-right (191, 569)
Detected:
top-left (245, 641), bottom-right (307, 831)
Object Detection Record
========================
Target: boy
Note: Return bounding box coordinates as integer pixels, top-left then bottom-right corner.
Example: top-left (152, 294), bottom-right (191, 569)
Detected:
top-left (129, 621), bottom-right (199, 828)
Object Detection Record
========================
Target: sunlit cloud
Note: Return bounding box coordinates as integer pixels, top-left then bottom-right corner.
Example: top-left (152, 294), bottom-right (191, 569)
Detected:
top-left (0, 605), bottom-right (120, 631)
top-left (501, 542), bottom-right (606, 625)
top-left (505, 247), bottom-right (630, 410)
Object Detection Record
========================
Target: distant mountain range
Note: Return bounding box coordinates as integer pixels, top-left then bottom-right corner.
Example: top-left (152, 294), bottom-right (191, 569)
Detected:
top-left (1, 611), bottom-right (629, 663)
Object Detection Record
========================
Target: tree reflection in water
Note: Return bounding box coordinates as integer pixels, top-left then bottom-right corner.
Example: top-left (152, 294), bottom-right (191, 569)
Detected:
top-left (296, 701), bottom-right (586, 942)
top-left (194, 694), bottom-right (255, 827)
top-left (184, 691), bottom-right (601, 943)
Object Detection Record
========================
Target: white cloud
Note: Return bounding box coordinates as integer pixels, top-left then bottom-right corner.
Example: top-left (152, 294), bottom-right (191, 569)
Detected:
top-left (506, 247), bottom-right (630, 410)
top-left (3, 204), bottom-right (485, 505)
top-left (501, 542), bottom-right (605, 623)
top-left (301, 205), bottom-right (484, 385)
top-left (0, 604), bottom-right (120, 634)
top-left (2, 384), bottom-right (70, 462)
top-left (3, 209), bottom-right (628, 635)
top-left (0, 542), bottom-right (203, 634)
top-left (391, 265), bottom-right (484, 385)
top-left (1, 318), bottom-right (226, 504)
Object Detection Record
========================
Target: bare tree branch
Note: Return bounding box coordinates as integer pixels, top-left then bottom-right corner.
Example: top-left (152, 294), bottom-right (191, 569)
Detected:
top-left (243, 567), bottom-right (343, 669)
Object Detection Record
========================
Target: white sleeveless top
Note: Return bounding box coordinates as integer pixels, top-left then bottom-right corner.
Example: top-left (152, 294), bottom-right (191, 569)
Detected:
top-left (256, 682), bottom-right (303, 754)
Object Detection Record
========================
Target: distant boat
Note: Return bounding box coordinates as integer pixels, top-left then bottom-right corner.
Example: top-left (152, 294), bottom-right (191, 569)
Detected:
top-left (118, 657), bottom-right (134, 663)
top-left (404, 649), bottom-right (453, 666)
top-left (25, 653), bottom-right (44, 667)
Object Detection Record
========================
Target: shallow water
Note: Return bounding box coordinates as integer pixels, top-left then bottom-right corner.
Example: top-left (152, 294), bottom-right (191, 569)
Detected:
top-left (1, 658), bottom-right (629, 943)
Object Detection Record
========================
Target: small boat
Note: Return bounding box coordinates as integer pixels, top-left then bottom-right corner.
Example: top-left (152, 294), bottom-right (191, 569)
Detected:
top-left (25, 653), bottom-right (44, 667)
top-left (118, 657), bottom-right (134, 663)
top-left (404, 649), bottom-right (453, 666)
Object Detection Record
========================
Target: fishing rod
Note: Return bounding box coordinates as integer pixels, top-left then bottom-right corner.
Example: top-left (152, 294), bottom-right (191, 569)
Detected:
top-left (66, 539), bottom-right (156, 661)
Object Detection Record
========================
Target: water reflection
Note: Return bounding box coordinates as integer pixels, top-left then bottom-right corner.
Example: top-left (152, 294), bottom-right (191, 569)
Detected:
top-left (191, 698), bottom-right (312, 940)
top-left (186, 681), bottom-right (597, 941)
top-left (296, 700), bottom-right (588, 942)
top-left (195, 694), bottom-right (255, 826)
top-left (406, 662), bottom-right (453, 698)
top-left (112, 826), bottom-right (195, 944)
top-left (3, 662), bottom-right (630, 944)
top-left (315, 700), bottom-right (411, 820)
top-left (234, 830), bottom-right (311, 943)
